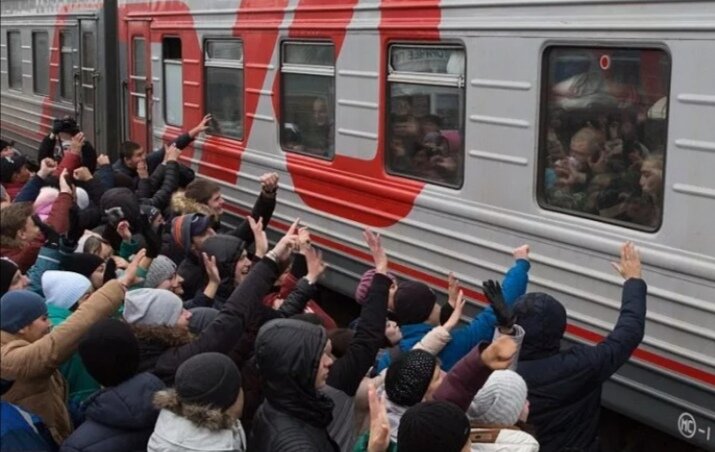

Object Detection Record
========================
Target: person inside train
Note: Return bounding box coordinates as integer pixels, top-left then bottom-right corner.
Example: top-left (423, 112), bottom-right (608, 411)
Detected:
top-left (293, 97), bottom-right (335, 157)
top-left (38, 117), bottom-right (98, 173)
top-left (512, 242), bottom-right (646, 452)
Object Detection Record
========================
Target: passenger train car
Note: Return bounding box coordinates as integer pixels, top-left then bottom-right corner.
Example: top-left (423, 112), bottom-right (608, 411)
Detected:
top-left (1, 0), bottom-right (713, 447)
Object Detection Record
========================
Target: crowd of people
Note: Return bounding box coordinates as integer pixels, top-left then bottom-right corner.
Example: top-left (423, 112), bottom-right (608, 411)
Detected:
top-left (0, 114), bottom-right (647, 452)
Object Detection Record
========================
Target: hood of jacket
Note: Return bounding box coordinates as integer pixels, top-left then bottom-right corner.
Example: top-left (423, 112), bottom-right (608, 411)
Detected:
top-left (255, 319), bottom-right (334, 428)
top-left (200, 234), bottom-right (246, 281)
top-left (131, 324), bottom-right (194, 374)
top-left (513, 293), bottom-right (567, 361)
top-left (153, 388), bottom-right (238, 431)
top-left (171, 191), bottom-right (218, 220)
top-left (469, 428), bottom-right (540, 452)
top-left (149, 408), bottom-right (246, 452)
top-left (84, 372), bottom-right (165, 429)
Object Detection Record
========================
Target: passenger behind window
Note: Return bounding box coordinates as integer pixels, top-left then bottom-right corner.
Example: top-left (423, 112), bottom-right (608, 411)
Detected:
top-left (294, 97), bottom-right (334, 157)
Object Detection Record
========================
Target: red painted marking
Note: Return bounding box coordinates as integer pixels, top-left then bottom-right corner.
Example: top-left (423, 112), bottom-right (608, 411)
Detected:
top-left (224, 201), bottom-right (715, 387)
top-left (599, 54), bottom-right (611, 70)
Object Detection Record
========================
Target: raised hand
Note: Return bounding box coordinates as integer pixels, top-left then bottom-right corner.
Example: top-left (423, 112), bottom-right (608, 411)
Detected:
top-left (481, 335), bottom-right (518, 370)
top-left (202, 252), bottom-right (221, 285)
top-left (305, 246), bottom-right (327, 284)
top-left (96, 153), bottom-right (110, 167)
top-left (270, 218), bottom-right (300, 264)
top-left (69, 132), bottom-right (85, 155)
top-left (260, 172), bottom-right (279, 195)
top-left (136, 158), bottom-right (149, 179)
top-left (483, 280), bottom-right (515, 331)
top-left (190, 113), bottom-right (212, 137)
top-left (363, 229), bottom-right (387, 274)
top-left (447, 272), bottom-right (460, 308)
top-left (116, 220), bottom-right (132, 242)
top-left (367, 384), bottom-right (390, 452)
top-left (38, 158), bottom-right (57, 179)
top-left (248, 216), bottom-right (268, 258)
top-left (58, 168), bottom-right (73, 194)
top-left (512, 244), bottom-right (530, 261)
top-left (298, 226), bottom-right (311, 253)
top-left (119, 249), bottom-right (146, 288)
top-left (73, 167), bottom-right (93, 182)
top-left (165, 144), bottom-right (181, 162)
top-left (443, 289), bottom-right (466, 331)
top-left (143, 221), bottom-right (163, 259)
top-left (612, 241), bottom-right (642, 280)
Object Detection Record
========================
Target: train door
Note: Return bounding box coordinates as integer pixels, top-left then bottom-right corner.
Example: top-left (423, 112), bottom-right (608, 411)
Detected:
top-left (78, 18), bottom-right (99, 146)
top-left (126, 20), bottom-right (152, 152)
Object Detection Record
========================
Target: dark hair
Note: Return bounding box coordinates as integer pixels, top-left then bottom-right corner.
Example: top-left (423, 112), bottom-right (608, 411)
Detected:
top-left (119, 141), bottom-right (142, 161)
top-left (327, 328), bottom-right (354, 359)
top-left (0, 202), bottom-right (33, 241)
top-left (184, 179), bottom-right (221, 205)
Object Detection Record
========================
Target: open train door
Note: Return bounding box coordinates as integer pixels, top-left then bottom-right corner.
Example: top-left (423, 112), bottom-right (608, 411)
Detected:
top-left (126, 19), bottom-right (152, 153)
top-left (77, 17), bottom-right (99, 146)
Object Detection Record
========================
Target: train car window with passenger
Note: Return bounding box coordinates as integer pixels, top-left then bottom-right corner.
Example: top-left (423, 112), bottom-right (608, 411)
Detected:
top-left (60, 32), bottom-right (74, 100)
top-left (204, 39), bottom-right (244, 139)
top-left (163, 37), bottom-right (183, 126)
top-left (538, 46), bottom-right (670, 230)
top-left (280, 41), bottom-right (335, 159)
top-left (32, 32), bottom-right (49, 96)
top-left (385, 45), bottom-right (465, 188)
top-left (7, 31), bottom-right (22, 90)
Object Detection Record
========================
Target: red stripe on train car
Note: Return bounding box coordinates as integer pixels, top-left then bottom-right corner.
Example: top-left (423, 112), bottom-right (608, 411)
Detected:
top-left (223, 202), bottom-right (715, 387)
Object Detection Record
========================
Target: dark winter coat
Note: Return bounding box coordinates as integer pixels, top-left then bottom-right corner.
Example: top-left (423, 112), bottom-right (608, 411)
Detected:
top-left (515, 278), bottom-right (647, 452)
top-left (59, 372), bottom-right (165, 452)
top-left (38, 135), bottom-right (97, 173)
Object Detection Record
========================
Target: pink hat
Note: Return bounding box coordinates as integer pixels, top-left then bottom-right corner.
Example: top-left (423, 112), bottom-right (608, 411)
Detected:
top-left (355, 268), bottom-right (397, 304)
top-left (33, 187), bottom-right (59, 222)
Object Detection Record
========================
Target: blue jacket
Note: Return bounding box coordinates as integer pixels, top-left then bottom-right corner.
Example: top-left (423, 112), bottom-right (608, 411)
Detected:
top-left (378, 259), bottom-right (530, 372)
top-left (515, 279), bottom-right (647, 452)
top-left (59, 372), bottom-right (165, 452)
top-left (0, 402), bottom-right (55, 451)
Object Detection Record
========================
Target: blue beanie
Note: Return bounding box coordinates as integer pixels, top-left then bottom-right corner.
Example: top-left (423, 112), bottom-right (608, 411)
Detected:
top-left (0, 290), bottom-right (48, 334)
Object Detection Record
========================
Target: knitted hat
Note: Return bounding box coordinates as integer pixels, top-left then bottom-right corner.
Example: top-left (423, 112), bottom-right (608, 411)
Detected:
top-left (0, 259), bottom-right (19, 297)
top-left (188, 307), bottom-right (218, 334)
top-left (75, 187), bottom-right (89, 210)
top-left (468, 370), bottom-right (528, 426)
top-left (144, 255), bottom-right (177, 289)
top-left (0, 290), bottom-right (48, 333)
top-left (394, 281), bottom-right (436, 325)
top-left (171, 213), bottom-right (210, 254)
top-left (79, 318), bottom-right (140, 387)
top-left (175, 352), bottom-right (242, 410)
top-left (123, 288), bottom-right (183, 326)
top-left (398, 401), bottom-right (471, 452)
top-left (385, 350), bottom-right (437, 407)
top-left (0, 154), bottom-right (26, 183)
top-left (42, 270), bottom-right (92, 310)
top-left (354, 268), bottom-right (397, 305)
top-left (33, 187), bottom-right (59, 221)
top-left (64, 253), bottom-right (105, 278)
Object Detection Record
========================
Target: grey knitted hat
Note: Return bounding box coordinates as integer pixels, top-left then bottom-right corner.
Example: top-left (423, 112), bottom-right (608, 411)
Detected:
top-left (144, 255), bottom-right (177, 289)
top-left (123, 288), bottom-right (183, 326)
top-left (468, 370), bottom-right (528, 426)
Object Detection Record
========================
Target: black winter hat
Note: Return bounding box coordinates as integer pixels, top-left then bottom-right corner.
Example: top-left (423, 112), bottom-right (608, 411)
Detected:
top-left (200, 234), bottom-right (246, 279)
top-left (0, 258), bottom-right (19, 297)
top-left (79, 319), bottom-right (140, 387)
top-left (64, 253), bottom-right (104, 278)
top-left (394, 281), bottom-right (436, 325)
top-left (513, 292), bottom-right (567, 361)
top-left (100, 187), bottom-right (141, 229)
top-left (385, 349), bottom-right (437, 407)
top-left (398, 401), bottom-right (470, 452)
top-left (175, 352), bottom-right (242, 410)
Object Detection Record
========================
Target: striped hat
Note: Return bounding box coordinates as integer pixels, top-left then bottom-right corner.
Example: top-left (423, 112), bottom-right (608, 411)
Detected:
top-left (468, 370), bottom-right (528, 426)
top-left (170, 213), bottom-right (210, 254)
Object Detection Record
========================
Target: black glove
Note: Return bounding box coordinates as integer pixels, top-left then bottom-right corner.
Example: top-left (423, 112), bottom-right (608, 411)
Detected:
top-left (66, 205), bottom-right (84, 244)
top-left (142, 218), bottom-right (163, 259)
top-left (103, 258), bottom-right (117, 284)
top-left (32, 215), bottom-right (60, 248)
top-left (482, 279), bottom-right (515, 330)
top-left (51, 118), bottom-right (63, 135)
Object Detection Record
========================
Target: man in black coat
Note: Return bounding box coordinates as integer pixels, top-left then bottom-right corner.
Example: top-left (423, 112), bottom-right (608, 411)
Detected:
top-left (514, 242), bottom-right (646, 452)
top-left (38, 117), bottom-right (97, 173)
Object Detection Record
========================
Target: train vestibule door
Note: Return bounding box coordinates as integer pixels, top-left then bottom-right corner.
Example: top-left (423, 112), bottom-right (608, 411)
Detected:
top-left (126, 20), bottom-right (153, 153)
top-left (77, 18), bottom-right (99, 147)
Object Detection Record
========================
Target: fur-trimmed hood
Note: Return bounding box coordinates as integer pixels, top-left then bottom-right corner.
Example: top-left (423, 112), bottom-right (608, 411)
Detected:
top-left (171, 191), bottom-right (218, 220)
top-left (131, 324), bottom-right (195, 375)
top-left (148, 389), bottom-right (246, 452)
top-left (153, 389), bottom-right (236, 431)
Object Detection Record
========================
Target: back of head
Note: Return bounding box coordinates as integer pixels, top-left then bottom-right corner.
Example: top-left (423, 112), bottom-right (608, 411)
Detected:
top-left (65, 252), bottom-right (105, 278)
top-left (175, 352), bottom-right (241, 411)
top-left (394, 281), bottom-right (436, 325)
top-left (79, 318), bottom-right (140, 387)
top-left (513, 293), bottom-right (567, 360)
top-left (327, 328), bottom-right (354, 359)
top-left (398, 401), bottom-right (470, 452)
top-left (0, 290), bottom-right (47, 334)
top-left (385, 349), bottom-right (437, 407)
top-left (184, 179), bottom-right (220, 205)
top-left (200, 234), bottom-right (245, 275)
top-left (144, 255), bottom-right (177, 289)
top-left (355, 268), bottom-right (397, 305)
top-left (0, 202), bottom-right (33, 241)
top-left (0, 258), bottom-right (19, 297)
top-left (255, 318), bottom-right (326, 393)
top-left (42, 270), bottom-right (91, 310)
top-left (100, 187), bottom-right (141, 229)
top-left (123, 288), bottom-right (183, 327)
top-left (468, 370), bottom-right (527, 426)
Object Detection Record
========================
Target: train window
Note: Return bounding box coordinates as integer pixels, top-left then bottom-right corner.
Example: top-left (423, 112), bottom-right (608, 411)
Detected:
top-left (60, 32), bottom-right (74, 100)
top-left (82, 32), bottom-right (95, 107)
top-left (32, 32), bottom-right (50, 96)
top-left (163, 37), bottom-right (183, 126)
top-left (386, 45), bottom-right (465, 188)
top-left (7, 31), bottom-right (22, 90)
top-left (538, 46), bottom-right (670, 231)
top-left (132, 37), bottom-right (147, 119)
top-left (280, 41), bottom-right (335, 159)
top-left (204, 39), bottom-right (243, 139)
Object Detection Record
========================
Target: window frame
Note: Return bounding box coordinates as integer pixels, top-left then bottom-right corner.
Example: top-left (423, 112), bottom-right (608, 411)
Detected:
top-left (535, 43), bottom-right (671, 233)
top-left (162, 36), bottom-right (183, 127)
top-left (59, 30), bottom-right (74, 101)
top-left (32, 30), bottom-right (50, 96)
top-left (131, 36), bottom-right (148, 119)
top-left (203, 37), bottom-right (245, 141)
top-left (384, 42), bottom-right (467, 189)
top-left (7, 30), bottom-right (22, 91)
top-left (279, 40), bottom-right (336, 161)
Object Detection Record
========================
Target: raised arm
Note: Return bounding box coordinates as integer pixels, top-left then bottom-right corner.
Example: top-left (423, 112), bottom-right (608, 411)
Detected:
top-left (230, 172), bottom-right (278, 244)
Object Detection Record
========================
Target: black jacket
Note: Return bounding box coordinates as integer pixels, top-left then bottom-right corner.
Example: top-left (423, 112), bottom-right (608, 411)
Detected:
top-left (59, 372), bottom-right (165, 452)
top-left (38, 135), bottom-right (97, 173)
top-left (515, 278), bottom-right (647, 452)
top-left (251, 319), bottom-right (339, 452)
top-left (112, 133), bottom-right (195, 189)
top-left (140, 257), bottom-right (280, 385)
